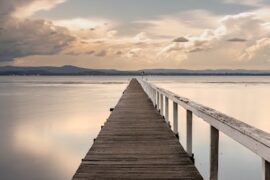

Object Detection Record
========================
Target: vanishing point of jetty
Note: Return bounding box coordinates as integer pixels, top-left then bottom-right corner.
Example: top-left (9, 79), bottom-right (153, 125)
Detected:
top-left (73, 78), bottom-right (270, 180)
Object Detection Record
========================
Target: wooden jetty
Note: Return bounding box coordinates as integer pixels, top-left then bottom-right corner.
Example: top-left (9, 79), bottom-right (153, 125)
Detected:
top-left (73, 79), bottom-right (202, 179)
top-left (73, 78), bottom-right (270, 180)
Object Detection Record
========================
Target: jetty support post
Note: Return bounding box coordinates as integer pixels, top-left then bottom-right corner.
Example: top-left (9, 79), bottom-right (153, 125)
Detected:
top-left (186, 110), bottom-right (193, 159)
top-left (156, 91), bottom-right (160, 110)
top-left (160, 93), bottom-right (164, 116)
top-left (153, 88), bottom-right (157, 106)
top-left (165, 96), bottom-right (169, 123)
top-left (210, 126), bottom-right (219, 180)
top-left (263, 159), bottom-right (270, 180)
top-left (173, 102), bottom-right (179, 138)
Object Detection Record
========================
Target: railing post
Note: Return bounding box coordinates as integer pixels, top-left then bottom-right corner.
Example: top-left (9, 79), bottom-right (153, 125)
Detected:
top-left (165, 96), bottom-right (169, 123)
top-left (160, 94), bottom-right (164, 116)
top-left (156, 91), bottom-right (159, 110)
top-left (263, 159), bottom-right (270, 180)
top-left (173, 102), bottom-right (179, 137)
top-left (153, 89), bottom-right (156, 105)
top-left (186, 110), bottom-right (193, 158)
top-left (210, 126), bottom-right (219, 180)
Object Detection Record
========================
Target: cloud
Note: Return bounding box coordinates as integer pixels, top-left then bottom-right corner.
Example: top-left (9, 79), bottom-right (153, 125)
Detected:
top-left (218, 13), bottom-right (267, 40)
top-left (63, 9), bottom-right (270, 68)
top-left (107, 30), bottom-right (118, 38)
top-left (0, 0), bottom-right (76, 61)
top-left (53, 18), bottom-right (102, 30)
top-left (65, 9), bottom-right (270, 69)
top-left (85, 50), bottom-right (95, 55)
top-left (95, 50), bottom-right (107, 57)
top-left (133, 32), bottom-right (151, 44)
top-left (53, 18), bottom-right (116, 40)
top-left (161, 38), bottom-right (211, 54)
top-left (173, 37), bottom-right (189, 42)
top-left (227, 38), bottom-right (247, 42)
top-left (13, 0), bottom-right (66, 18)
top-left (134, 10), bottom-right (220, 38)
top-left (240, 38), bottom-right (270, 61)
top-left (0, 0), bottom-right (66, 18)
top-left (0, 0), bottom-right (120, 62)
top-left (0, 17), bottom-right (75, 61)
top-left (127, 48), bottom-right (142, 58)
top-left (115, 51), bottom-right (123, 55)
top-left (157, 10), bottom-right (270, 67)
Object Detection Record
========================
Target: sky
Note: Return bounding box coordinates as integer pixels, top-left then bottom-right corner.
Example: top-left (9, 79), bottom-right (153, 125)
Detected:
top-left (0, 0), bottom-right (270, 69)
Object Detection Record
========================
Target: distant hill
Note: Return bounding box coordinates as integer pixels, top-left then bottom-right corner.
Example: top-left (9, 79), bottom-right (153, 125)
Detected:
top-left (0, 65), bottom-right (270, 75)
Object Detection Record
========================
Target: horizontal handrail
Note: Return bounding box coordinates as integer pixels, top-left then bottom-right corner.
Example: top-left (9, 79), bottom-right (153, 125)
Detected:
top-left (137, 78), bottom-right (270, 179)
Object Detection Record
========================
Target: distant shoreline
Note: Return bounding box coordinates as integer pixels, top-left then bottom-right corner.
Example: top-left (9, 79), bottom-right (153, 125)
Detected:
top-left (1, 65), bottom-right (270, 76)
top-left (2, 74), bottom-right (270, 76)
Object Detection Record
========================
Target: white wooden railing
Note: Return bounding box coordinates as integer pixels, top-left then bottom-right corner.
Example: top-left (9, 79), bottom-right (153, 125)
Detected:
top-left (137, 78), bottom-right (270, 180)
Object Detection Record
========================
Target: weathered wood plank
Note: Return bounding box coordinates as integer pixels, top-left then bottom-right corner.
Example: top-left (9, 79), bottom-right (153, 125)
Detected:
top-left (73, 78), bottom-right (202, 180)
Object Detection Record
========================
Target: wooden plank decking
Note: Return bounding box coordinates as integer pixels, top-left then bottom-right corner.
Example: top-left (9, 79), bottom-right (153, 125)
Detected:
top-left (73, 78), bottom-right (203, 179)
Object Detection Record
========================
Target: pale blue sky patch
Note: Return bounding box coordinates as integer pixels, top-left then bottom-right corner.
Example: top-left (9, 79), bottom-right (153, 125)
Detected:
top-left (34, 0), bottom-right (255, 21)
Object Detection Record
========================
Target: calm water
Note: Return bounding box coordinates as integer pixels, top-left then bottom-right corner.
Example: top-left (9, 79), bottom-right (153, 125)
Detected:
top-left (0, 76), bottom-right (270, 180)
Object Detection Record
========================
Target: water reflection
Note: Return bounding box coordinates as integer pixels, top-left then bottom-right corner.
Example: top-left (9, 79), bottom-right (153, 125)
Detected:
top-left (0, 76), bottom-right (129, 180)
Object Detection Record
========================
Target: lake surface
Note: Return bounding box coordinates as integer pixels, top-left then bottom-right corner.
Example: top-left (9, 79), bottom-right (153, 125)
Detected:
top-left (0, 76), bottom-right (269, 180)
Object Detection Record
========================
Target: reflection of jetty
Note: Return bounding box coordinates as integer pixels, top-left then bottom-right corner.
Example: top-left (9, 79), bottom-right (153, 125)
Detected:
top-left (73, 78), bottom-right (270, 180)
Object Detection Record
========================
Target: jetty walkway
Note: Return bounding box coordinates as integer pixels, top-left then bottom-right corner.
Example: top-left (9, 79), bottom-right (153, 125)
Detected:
top-left (73, 78), bottom-right (270, 180)
top-left (73, 79), bottom-right (202, 179)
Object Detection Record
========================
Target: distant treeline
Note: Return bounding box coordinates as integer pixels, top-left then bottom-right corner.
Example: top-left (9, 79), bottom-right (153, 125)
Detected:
top-left (1, 65), bottom-right (270, 76)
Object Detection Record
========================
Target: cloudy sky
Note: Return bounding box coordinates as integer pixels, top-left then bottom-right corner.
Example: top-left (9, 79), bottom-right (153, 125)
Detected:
top-left (1, 0), bottom-right (270, 69)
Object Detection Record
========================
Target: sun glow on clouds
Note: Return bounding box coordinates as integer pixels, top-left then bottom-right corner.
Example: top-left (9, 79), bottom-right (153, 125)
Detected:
top-left (53, 18), bottom-right (116, 40)
top-left (53, 18), bottom-right (112, 31)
